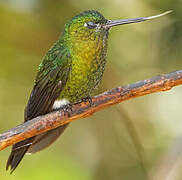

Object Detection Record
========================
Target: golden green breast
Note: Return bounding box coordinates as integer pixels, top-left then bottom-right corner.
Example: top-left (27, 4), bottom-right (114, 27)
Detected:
top-left (59, 32), bottom-right (108, 103)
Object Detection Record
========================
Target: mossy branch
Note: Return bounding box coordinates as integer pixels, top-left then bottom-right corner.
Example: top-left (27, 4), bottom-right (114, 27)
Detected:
top-left (0, 70), bottom-right (182, 151)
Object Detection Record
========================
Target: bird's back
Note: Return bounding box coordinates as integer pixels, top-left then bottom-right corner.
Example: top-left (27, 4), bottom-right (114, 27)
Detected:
top-left (6, 40), bottom-right (72, 172)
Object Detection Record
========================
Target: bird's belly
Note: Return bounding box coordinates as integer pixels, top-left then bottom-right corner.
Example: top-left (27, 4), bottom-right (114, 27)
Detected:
top-left (58, 75), bottom-right (95, 103)
top-left (58, 64), bottom-right (104, 103)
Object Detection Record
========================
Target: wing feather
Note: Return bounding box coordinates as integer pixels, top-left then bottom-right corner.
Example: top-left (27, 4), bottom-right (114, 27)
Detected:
top-left (6, 44), bottom-right (72, 173)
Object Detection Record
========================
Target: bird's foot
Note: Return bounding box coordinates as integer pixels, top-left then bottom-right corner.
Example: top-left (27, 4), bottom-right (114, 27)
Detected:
top-left (81, 96), bottom-right (93, 107)
top-left (62, 104), bottom-right (73, 117)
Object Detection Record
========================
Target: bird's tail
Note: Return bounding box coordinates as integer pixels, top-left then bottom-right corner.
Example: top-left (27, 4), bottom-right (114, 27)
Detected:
top-left (6, 124), bottom-right (69, 173)
top-left (6, 137), bottom-right (34, 173)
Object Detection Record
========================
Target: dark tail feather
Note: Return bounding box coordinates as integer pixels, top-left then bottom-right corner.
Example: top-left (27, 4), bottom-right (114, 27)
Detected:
top-left (6, 124), bottom-right (69, 173)
top-left (27, 124), bottom-right (69, 153)
top-left (6, 137), bottom-right (34, 174)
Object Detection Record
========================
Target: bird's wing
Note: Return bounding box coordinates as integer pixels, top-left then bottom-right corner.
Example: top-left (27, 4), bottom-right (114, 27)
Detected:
top-left (25, 47), bottom-right (71, 121)
top-left (6, 45), bottom-right (72, 173)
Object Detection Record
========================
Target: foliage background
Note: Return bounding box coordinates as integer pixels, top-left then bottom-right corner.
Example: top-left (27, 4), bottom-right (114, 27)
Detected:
top-left (0, 0), bottom-right (181, 179)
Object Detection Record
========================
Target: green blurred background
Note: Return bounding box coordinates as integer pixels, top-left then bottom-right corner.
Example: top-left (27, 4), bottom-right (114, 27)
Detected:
top-left (0, 0), bottom-right (181, 179)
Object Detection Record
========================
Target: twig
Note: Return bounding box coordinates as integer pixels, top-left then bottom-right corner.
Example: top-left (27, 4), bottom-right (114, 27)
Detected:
top-left (0, 70), bottom-right (182, 151)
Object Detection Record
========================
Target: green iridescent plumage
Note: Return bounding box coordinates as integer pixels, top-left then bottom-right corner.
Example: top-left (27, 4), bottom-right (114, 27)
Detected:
top-left (6, 10), bottom-right (171, 173)
top-left (37, 11), bottom-right (108, 102)
top-left (7, 10), bottom-right (109, 173)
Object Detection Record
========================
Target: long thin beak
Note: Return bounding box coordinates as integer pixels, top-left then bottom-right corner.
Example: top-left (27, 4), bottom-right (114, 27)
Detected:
top-left (105, 10), bottom-right (172, 29)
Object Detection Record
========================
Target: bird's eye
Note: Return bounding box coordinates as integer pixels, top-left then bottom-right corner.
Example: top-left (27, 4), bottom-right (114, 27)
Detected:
top-left (84, 21), bottom-right (97, 29)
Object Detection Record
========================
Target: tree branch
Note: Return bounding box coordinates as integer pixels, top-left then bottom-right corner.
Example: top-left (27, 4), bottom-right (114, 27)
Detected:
top-left (1, 70), bottom-right (182, 151)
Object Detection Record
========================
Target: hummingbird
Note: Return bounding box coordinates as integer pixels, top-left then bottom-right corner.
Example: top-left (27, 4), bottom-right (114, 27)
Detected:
top-left (6, 10), bottom-right (171, 173)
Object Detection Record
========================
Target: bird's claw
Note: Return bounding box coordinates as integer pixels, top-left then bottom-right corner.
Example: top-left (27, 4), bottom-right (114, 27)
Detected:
top-left (62, 104), bottom-right (73, 117)
top-left (82, 96), bottom-right (93, 107)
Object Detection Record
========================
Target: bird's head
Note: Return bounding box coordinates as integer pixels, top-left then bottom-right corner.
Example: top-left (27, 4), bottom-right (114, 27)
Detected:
top-left (62, 10), bottom-right (172, 55)
top-left (63, 10), bottom-right (172, 43)
top-left (63, 10), bottom-right (108, 44)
